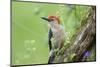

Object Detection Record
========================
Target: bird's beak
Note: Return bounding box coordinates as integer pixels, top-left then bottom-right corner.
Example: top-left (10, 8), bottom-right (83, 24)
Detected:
top-left (41, 17), bottom-right (50, 22)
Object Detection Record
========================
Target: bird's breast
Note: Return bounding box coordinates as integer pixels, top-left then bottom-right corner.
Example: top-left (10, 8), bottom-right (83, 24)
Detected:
top-left (51, 27), bottom-right (65, 42)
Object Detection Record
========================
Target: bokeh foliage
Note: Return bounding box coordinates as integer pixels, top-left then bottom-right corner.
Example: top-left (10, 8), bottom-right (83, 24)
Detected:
top-left (12, 1), bottom-right (94, 65)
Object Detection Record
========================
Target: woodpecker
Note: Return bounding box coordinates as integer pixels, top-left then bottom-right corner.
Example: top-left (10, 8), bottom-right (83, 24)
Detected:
top-left (41, 16), bottom-right (66, 63)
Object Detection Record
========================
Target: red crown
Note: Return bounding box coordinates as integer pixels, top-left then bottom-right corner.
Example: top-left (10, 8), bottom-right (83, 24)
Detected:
top-left (48, 16), bottom-right (60, 24)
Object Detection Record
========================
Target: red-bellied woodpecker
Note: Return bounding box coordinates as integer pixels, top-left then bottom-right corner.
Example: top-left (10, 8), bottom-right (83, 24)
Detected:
top-left (41, 16), bottom-right (66, 63)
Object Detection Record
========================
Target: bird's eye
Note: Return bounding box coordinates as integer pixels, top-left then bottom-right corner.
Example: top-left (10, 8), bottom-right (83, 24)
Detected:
top-left (50, 19), bottom-right (54, 21)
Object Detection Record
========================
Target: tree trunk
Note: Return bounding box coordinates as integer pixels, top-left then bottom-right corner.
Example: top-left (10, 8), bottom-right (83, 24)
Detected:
top-left (51, 6), bottom-right (96, 63)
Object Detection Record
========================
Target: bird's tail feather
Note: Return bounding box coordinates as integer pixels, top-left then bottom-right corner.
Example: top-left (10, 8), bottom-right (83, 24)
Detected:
top-left (48, 50), bottom-right (55, 64)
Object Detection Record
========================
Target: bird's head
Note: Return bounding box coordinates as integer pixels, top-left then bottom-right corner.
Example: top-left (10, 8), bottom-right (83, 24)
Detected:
top-left (41, 16), bottom-right (60, 25)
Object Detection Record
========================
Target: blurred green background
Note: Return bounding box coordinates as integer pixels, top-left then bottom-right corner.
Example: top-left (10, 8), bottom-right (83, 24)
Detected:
top-left (12, 1), bottom-right (92, 65)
